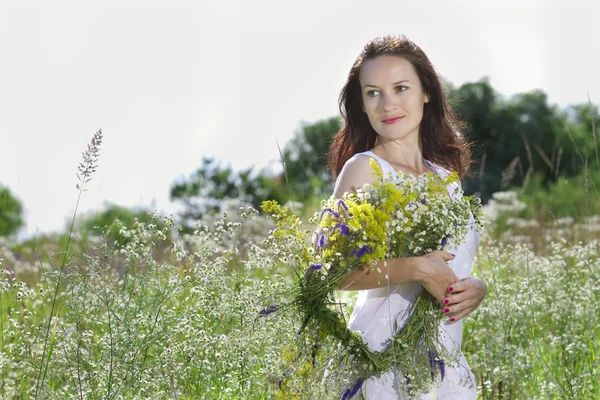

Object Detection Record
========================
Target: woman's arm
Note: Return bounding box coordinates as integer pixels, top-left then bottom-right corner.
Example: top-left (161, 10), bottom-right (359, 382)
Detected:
top-left (337, 256), bottom-right (421, 291)
top-left (337, 251), bottom-right (459, 303)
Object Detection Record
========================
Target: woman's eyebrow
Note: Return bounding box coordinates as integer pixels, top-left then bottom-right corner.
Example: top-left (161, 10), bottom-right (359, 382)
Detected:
top-left (363, 80), bottom-right (411, 88)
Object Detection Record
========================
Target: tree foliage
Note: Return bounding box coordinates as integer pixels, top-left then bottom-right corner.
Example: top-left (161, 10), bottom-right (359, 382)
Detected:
top-left (170, 117), bottom-right (341, 229)
top-left (451, 78), bottom-right (598, 201)
top-left (73, 203), bottom-right (162, 246)
top-left (170, 157), bottom-right (288, 228)
top-left (282, 117), bottom-right (341, 200)
top-left (0, 185), bottom-right (24, 238)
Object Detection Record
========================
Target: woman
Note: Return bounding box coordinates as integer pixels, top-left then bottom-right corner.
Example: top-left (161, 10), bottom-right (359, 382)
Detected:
top-left (329, 35), bottom-right (486, 399)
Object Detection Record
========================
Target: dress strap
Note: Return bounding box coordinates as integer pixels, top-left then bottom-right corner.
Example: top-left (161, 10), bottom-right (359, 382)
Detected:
top-left (354, 150), bottom-right (397, 178)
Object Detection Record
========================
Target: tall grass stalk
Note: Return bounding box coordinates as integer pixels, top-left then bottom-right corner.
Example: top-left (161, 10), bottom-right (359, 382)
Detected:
top-left (34, 129), bottom-right (103, 398)
top-left (276, 140), bottom-right (297, 216)
top-left (525, 249), bottom-right (568, 398)
top-left (588, 92), bottom-right (599, 178)
top-left (0, 185), bottom-right (6, 397)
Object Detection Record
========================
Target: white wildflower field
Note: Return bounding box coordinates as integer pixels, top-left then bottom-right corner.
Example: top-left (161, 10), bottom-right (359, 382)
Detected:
top-left (1, 199), bottom-right (599, 399)
top-left (1, 135), bottom-right (598, 399)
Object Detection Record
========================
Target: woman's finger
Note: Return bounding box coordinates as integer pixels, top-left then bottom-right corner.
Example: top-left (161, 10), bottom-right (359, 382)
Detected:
top-left (438, 251), bottom-right (456, 262)
top-left (446, 277), bottom-right (475, 294)
top-left (442, 292), bottom-right (468, 306)
top-left (442, 298), bottom-right (473, 316)
top-left (446, 306), bottom-right (473, 323)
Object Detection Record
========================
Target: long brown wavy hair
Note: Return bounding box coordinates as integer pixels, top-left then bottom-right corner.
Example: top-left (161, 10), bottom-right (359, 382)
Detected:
top-left (328, 34), bottom-right (472, 178)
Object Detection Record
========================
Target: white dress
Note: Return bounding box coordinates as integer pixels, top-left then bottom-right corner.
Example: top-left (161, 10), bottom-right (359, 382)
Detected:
top-left (337, 151), bottom-right (481, 399)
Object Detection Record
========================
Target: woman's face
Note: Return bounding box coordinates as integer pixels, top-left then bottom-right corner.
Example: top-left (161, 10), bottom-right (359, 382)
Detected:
top-left (358, 55), bottom-right (429, 143)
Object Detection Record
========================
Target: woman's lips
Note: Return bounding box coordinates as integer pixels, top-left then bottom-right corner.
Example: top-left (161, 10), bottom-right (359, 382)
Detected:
top-left (382, 116), bottom-right (405, 124)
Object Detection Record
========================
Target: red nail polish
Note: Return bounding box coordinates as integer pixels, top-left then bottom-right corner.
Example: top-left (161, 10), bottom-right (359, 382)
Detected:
top-left (444, 299), bottom-right (449, 304)
top-left (450, 317), bottom-right (455, 322)
top-left (451, 253), bottom-right (455, 257)
top-left (444, 308), bottom-right (449, 313)
top-left (448, 287), bottom-right (454, 292)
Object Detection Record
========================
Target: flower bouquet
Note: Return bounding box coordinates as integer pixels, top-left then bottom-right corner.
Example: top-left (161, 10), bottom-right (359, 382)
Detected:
top-left (259, 159), bottom-right (483, 398)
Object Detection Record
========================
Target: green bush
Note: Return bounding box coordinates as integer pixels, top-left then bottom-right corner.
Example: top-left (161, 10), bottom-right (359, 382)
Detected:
top-left (0, 185), bottom-right (24, 238)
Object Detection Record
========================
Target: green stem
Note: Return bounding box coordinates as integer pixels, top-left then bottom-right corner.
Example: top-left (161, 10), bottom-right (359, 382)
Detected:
top-left (35, 181), bottom-right (85, 399)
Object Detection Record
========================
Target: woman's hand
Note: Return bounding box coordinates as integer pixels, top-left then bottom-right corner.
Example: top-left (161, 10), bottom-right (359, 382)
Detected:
top-left (416, 251), bottom-right (459, 303)
top-left (442, 277), bottom-right (487, 322)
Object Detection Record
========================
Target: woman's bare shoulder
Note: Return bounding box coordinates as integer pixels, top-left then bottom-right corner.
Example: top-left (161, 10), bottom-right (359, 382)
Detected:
top-left (333, 154), bottom-right (378, 199)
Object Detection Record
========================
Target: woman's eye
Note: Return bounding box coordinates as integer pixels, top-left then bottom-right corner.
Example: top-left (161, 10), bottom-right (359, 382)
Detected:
top-left (366, 87), bottom-right (406, 97)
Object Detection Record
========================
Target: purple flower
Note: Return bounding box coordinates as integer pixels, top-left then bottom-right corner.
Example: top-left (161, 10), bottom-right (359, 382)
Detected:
top-left (320, 207), bottom-right (340, 221)
top-left (304, 263), bottom-right (323, 280)
top-left (336, 199), bottom-right (350, 216)
top-left (429, 350), bottom-right (436, 369)
top-left (333, 223), bottom-right (352, 237)
top-left (348, 377), bottom-right (363, 397)
top-left (341, 388), bottom-right (351, 400)
top-left (420, 196), bottom-right (427, 205)
top-left (258, 304), bottom-right (278, 316)
top-left (440, 234), bottom-right (452, 248)
top-left (318, 234), bottom-right (326, 248)
top-left (428, 349), bottom-right (445, 381)
top-left (429, 350), bottom-right (437, 381)
top-left (341, 377), bottom-right (363, 400)
top-left (356, 245), bottom-right (373, 259)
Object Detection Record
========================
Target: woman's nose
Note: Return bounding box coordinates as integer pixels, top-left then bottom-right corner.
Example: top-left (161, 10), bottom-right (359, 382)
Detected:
top-left (381, 93), bottom-right (399, 112)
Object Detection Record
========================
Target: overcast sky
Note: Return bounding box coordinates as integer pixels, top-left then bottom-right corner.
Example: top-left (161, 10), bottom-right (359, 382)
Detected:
top-left (1, 0), bottom-right (599, 238)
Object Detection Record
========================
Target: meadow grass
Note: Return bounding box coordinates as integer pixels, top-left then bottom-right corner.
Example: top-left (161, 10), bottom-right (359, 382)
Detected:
top-left (0, 132), bottom-right (599, 399)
